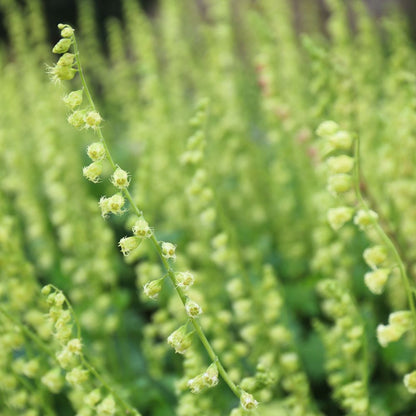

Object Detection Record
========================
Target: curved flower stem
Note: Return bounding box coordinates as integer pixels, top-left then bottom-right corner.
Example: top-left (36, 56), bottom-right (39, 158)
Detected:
top-left (72, 35), bottom-right (242, 400)
top-left (353, 135), bottom-right (416, 332)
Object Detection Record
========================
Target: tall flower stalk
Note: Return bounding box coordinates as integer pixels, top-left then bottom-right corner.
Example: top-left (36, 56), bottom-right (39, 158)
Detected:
top-left (317, 120), bottom-right (416, 395)
top-left (49, 24), bottom-right (257, 412)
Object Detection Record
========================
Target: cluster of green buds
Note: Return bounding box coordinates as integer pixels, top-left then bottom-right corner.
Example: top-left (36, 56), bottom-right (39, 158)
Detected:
top-left (187, 362), bottom-right (219, 393)
top-left (316, 121), bottom-right (354, 197)
top-left (316, 121), bottom-right (392, 295)
top-left (316, 279), bottom-right (369, 414)
top-left (48, 24), bottom-right (76, 83)
top-left (377, 311), bottom-right (413, 347)
top-left (50, 24), bottom-right (104, 134)
top-left (41, 285), bottom-right (88, 386)
top-left (41, 285), bottom-right (125, 414)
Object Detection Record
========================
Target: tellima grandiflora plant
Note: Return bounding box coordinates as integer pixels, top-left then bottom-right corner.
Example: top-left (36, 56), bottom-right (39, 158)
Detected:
top-left (1, 0), bottom-right (416, 415)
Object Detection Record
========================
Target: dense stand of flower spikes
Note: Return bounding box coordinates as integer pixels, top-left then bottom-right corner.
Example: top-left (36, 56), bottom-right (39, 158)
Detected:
top-left (2, 0), bottom-right (416, 415)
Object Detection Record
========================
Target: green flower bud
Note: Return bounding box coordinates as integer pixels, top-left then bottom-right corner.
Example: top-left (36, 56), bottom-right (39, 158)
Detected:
top-left (82, 162), bottom-right (102, 183)
top-left (99, 194), bottom-right (125, 217)
top-left (377, 324), bottom-right (404, 347)
top-left (404, 371), bottom-right (416, 394)
top-left (118, 236), bottom-right (140, 256)
top-left (389, 311), bottom-right (413, 332)
top-left (48, 64), bottom-right (76, 82)
top-left (326, 155), bottom-right (354, 174)
top-left (161, 242), bottom-right (176, 260)
top-left (202, 363), bottom-right (219, 388)
top-left (328, 130), bottom-right (353, 150)
top-left (363, 245), bottom-right (387, 269)
top-left (132, 218), bottom-right (152, 238)
top-left (85, 111), bottom-right (102, 129)
top-left (364, 269), bottom-right (390, 294)
top-left (65, 367), bottom-right (88, 386)
top-left (85, 389), bottom-right (101, 407)
top-left (61, 26), bottom-right (74, 38)
top-left (41, 368), bottom-right (64, 393)
top-left (187, 374), bottom-right (206, 394)
top-left (52, 38), bottom-right (72, 54)
top-left (96, 395), bottom-right (116, 415)
top-left (111, 167), bottom-right (130, 189)
top-left (185, 298), bottom-right (203, 318)
top-left (143, 278), bottom-right (164, 300)
top-left (327, 207), bottom-right (354, 230)
top-left (63, 90), bottom-right (83, 109)
top-left (354, 209), bottom-right (378, 230)
top-left (240, 391), bottom-right (258, 410)
top-left (167, 325), bottom-right (193, 354)
top-left (175, 271), bottom-right (195, 289)
top-left (68, 110), bottom-right (85, 128)
top-left (327, 174), bottom-right (352, 194)
top-left (87, 142), bottom-right (105, 161)
top-left (57, 53), bottom-right (75, 67)
top-left (316, 120), bottom-right (339, 137)
top-left (66, 338), bottom-right (82, 355)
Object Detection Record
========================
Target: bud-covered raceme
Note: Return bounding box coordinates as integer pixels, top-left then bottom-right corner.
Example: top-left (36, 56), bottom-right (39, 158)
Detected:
top-left (111, 167), bottom-right (130, 189)
top-left (327, 207), bottom-right (354, 231)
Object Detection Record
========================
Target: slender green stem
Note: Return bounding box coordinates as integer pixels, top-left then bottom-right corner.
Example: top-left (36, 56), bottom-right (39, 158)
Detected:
top-left (353, 135), bottom-right (416, 332)
top-left (72, 34), bottom-right (242, 400)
